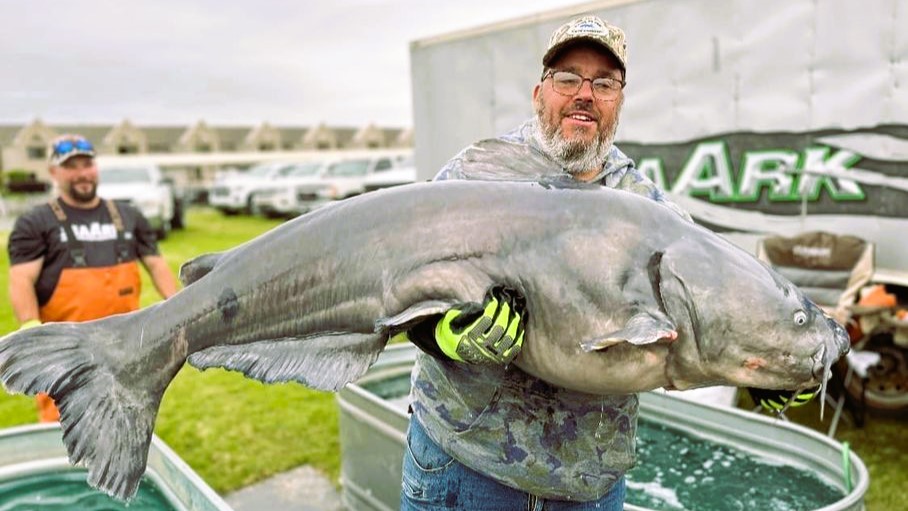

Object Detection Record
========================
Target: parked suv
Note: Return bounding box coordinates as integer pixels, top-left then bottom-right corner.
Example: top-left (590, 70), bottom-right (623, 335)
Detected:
top-left (97, 163), bottom-right (180, 239)
top-left (294, 155), bottom-right (397, 213)
top-left (208, 161), bottom-right (300, 215)
top-left (253, 161), bottom-right (329, 218)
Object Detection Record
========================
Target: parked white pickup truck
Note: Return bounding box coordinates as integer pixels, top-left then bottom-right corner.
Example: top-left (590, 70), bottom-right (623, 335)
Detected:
top-left (97, 163), bottom-right (179, 239)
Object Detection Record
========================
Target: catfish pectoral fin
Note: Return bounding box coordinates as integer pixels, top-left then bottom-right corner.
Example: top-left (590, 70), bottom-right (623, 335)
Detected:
top-left (580, 312), bottom-right (678, 352)
top-left (580, 336), bottom-right (626, 352)
top-left (374, 300), bottom-right (454, 333)
top-left (187, 332), bottom-right (386, 392)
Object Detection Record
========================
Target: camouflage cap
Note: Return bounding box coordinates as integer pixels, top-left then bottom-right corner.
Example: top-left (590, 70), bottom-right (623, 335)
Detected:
top-left (542, 15), bottom-right (627, 72)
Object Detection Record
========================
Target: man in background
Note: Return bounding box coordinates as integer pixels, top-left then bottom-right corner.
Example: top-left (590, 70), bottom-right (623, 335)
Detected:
top-left (7, 134), bottom-right (178, 422)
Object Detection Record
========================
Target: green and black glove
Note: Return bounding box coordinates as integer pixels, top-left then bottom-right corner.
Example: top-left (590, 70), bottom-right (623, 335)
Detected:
top-left (751, 385), bottom-right (821, 413)
top-left (401, 286), bottom-right (526, 365)
top-left (435, 287), bottom-right (526, 364)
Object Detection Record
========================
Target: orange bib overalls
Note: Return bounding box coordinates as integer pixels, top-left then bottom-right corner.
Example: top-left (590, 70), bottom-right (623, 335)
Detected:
top-left (35, 199), bottom-right (141, 422)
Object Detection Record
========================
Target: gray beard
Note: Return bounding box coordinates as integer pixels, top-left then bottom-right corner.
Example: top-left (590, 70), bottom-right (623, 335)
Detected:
top-left (532, 101), bottom-right (621, 177)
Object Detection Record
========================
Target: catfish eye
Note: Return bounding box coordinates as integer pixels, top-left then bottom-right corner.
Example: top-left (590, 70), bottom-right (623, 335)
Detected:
top-left (793, 311), bottom-right (808, 326)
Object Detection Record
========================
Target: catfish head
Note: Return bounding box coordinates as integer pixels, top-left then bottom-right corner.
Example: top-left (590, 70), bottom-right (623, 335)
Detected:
top-left (655, 234), bottom-right (850, 392)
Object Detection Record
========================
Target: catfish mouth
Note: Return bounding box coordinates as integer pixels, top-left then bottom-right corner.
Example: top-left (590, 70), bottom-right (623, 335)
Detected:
top-left (811, 343), bottom-right (831, 383)
top-left (810, 314), bottom-right (851, 383)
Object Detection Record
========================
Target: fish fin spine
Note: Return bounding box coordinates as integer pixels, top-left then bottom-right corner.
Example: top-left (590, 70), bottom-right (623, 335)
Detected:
top-left (179, 252), bottom-right (224, 286)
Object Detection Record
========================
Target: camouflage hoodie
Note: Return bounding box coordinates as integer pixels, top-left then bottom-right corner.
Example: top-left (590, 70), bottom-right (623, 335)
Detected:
top-left (409, 117), bottom-right (689, 500)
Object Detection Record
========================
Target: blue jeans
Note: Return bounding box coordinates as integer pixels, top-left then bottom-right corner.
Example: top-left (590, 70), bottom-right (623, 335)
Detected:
top-left (401, 416), bottom-right (626, 510)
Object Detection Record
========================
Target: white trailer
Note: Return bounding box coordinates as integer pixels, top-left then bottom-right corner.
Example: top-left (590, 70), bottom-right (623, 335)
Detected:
top-left (410, 0), bottom-right (908, 282)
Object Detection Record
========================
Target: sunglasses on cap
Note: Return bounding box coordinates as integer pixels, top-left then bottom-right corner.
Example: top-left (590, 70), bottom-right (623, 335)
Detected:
top-left (52, 137), bottom-right (95, 158)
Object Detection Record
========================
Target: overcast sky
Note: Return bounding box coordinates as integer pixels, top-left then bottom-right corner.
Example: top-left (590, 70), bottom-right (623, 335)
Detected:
top-left (1, 0), bottom-right (580, 128)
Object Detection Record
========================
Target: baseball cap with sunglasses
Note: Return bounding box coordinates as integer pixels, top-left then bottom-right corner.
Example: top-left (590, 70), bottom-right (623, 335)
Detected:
top-left (50, 135), bottom-right (96, 167)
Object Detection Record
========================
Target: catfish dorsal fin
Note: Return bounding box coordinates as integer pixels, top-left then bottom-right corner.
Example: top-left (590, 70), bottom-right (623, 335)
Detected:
top-left (179, 252), bottom-right (224, 286)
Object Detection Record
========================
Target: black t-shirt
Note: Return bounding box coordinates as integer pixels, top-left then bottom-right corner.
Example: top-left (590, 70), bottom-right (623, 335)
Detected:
top-left (8, 198), bottom-right (161, 305)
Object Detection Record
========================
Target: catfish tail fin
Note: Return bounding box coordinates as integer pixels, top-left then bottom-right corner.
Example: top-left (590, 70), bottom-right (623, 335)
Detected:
top-left (0, 311), bottom-right (170, 501)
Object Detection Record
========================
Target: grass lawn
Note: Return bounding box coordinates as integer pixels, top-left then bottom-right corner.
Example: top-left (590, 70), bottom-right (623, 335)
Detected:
top-left (1, 207), bottom-right (905, 509)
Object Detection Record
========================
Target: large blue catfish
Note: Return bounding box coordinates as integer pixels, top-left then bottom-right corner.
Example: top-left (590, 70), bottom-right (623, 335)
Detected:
top-left (0, 178), bottom-right (848, 500)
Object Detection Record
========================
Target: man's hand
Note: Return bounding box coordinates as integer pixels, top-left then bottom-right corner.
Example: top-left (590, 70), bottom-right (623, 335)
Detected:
top-left (435, 287), bottom-right (526, 364)
top-left (752, 385), bottom-right (821, 413)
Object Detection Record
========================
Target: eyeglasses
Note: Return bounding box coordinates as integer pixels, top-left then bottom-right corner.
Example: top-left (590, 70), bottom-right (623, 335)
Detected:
top-left (542, 70), bottom-right (626, 101)
top-left (52, 137), bottom-right (94, 158)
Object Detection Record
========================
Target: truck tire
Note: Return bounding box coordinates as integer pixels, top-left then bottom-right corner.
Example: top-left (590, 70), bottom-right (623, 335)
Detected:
top-left (157, 218), bottom-right (172, 240)
top-left (172, 198), bottom-right (186, 230)
top-left (246, 194), bottom-right (261, 216)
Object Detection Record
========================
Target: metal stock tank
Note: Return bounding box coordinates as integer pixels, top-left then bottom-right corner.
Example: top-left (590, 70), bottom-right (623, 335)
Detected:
top-left (336, 344), bottom-right (868, 511)
top-left (0, 424), bottom-right (233, 511)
